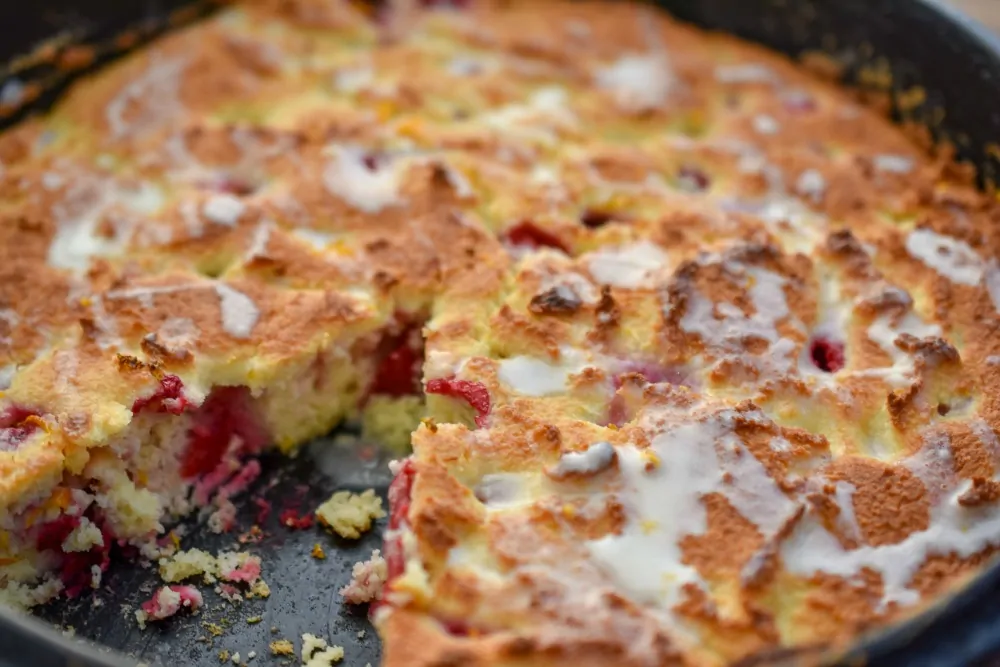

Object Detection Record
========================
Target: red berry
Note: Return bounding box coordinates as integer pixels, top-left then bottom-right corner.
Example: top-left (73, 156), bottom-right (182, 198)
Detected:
top-left (35, 514), bottom-right (113, 598)
top-left (387, 459), bottom-right (416, 534)
top-left (677, 165), bottom-right (710, 192)
top-left (370, 330), bottom-right (422, 397)
top-left (425, 376), bottom-right (491, 427)
top-left (131, 375), bottom-right (188, 415)
top-left (278, 508), bottom-right (314, 530)
top-left (502, 221), bottom-right (569, 254)
top-left (0, 405), bottom-right (41, 449)
top-left (380, 459), bottom-right (416, 599)
top-left (180, 386), bottom-right (268, 479)
top-left (809, 337), bottom-right (845, 373)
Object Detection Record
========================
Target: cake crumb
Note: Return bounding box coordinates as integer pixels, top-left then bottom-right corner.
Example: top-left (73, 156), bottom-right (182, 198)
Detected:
top-left (246, 615), bottom-right (263, 624)
top-left (159, 548), bottom-right (262, 586)
top-left (356, 630), bottom-right (365, 639)
top-left (339, 550), bottom-right (388, 604)
top-left (218, 552), bottom-right (263, 584)
top-left (204, 622), bottom-right (225, 637)
top-left (219, 650), bottom-right (231, 663)
top-left (316, 489), bottom-right (385, 539)
top-left (301, 633), bottom-right (344, 666)
top-left (248, 578), bottom-right (270, 598)
top-left (135, 585), bottom-right (203, 629)
top-left (61, 517), bottom-right (104, 553)
top-left (270, 639), bottom-right (294, 656)
top-left (216, 583), bottom-right (244, 604)
top-left (247, 651), bottom-right (257, 660)
top-left (311, 543), bottom-right (326, 560)
top-left (231, 652), bottom-right (241, 664)
top-left (159, 548), bottom-right (219, 584)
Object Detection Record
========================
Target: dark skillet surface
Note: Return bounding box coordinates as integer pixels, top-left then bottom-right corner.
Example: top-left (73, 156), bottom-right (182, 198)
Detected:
top-left (4, 1), bottom-right (1000, 666)
top-left (11, 433), bottom-right (390, 667)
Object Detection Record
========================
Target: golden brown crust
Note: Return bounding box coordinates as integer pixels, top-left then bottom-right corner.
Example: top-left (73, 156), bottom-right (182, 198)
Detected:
top-left (362, 2), bottom-right (1000, 666)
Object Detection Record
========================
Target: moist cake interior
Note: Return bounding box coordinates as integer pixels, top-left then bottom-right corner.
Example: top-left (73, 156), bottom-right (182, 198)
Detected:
top-left (2, 1), bottom-right (1000, 665)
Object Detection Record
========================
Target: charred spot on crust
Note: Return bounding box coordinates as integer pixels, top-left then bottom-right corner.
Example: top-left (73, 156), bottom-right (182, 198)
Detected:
top-left (595, 285), bottom-right (620, 329)
top-left (529, 286), bottom-right (582, 315)
top-left (141, 333), bottom-right (193, 364)
top-left (115, 353), bottom-right (148, 373)
top-left (579, 208), bottom-right (626, 229)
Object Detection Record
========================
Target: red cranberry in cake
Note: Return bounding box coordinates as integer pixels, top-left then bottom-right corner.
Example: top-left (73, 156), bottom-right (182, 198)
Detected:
top-left (132, 375), bottom-right (189, 415)
top-left (502, 221), bottom-right (570, 254)
top-left (370, 325), bottom-right (424, 398)
top-left (0, 405), bottom-right (42, 450)
top-left (424, 377), bottom-right (491, 427)
top-left (372, 459), bottom-right (416, 618)
top-left (181, 386), bottom-right (269, 479)
top-left (809, 337), bottom-right (845, 373)
top-left (677, 164), bottom-right (711, 192)
top-left (139, 585), bottom-right (203, 625)
top-left (34, 514), bottom-right (113, 598)
top-left (279, 508), bottom-right (315, 530)
top-left (197, 175), bottom-right (257, 196)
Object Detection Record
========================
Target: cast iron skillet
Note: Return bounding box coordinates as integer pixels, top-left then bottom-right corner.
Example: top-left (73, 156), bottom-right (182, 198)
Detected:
top-left (2, 1), bottom-right (1000, 665)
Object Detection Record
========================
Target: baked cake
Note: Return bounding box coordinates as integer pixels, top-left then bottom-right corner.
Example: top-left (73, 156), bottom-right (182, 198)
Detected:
top-left (1, 0), bottom-right (999, 664)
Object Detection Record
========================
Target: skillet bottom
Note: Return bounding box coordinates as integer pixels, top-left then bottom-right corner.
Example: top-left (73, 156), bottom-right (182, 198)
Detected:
top-left (30, 433), bottom-right (388, 667)
top-left (20, 430), bottom-right (1000, 667)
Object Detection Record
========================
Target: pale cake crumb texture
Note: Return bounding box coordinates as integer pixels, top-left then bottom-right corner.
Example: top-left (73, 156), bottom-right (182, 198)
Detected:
top-left (301, 633), bottom-right (345, 667)
top-left (339, 549), bottom-right (388, 604)
top-left (316, 490), bottom-right (386, 540)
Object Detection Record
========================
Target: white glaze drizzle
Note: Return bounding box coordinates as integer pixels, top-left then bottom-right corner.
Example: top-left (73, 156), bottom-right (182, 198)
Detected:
top-left (322, 145), bottom-right (405, 213)
top-left (595, 53), bottom-right (674, 114)
top-left (586, 241), bottom-right (670, 290)
top-left (905, 228), bottom-right (983, 286)
top-left (588, 408), bottom-right (798, 610)
top-left (497, 348), bottom-right (593, 397)
top-left (548, 441), bottom-right (616, 478)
